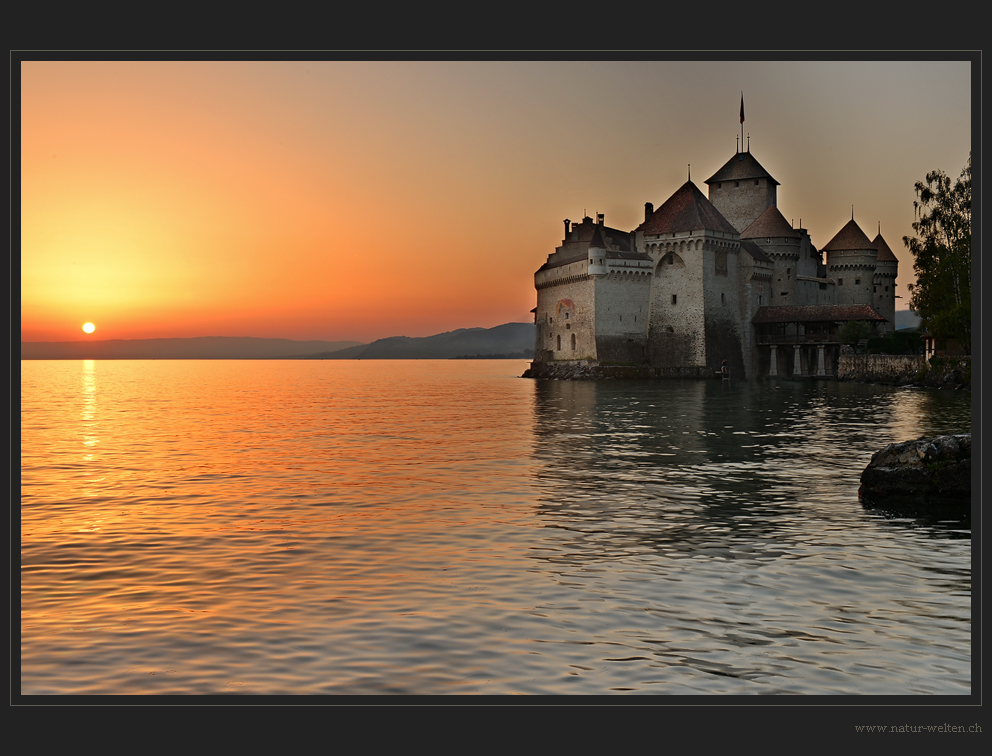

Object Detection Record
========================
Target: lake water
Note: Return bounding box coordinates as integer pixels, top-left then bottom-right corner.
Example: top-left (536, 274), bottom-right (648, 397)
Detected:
top-left (20, 360), bottom-right (972, 695)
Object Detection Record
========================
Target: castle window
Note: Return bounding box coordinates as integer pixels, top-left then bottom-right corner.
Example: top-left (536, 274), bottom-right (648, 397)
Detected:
top-left (721, 293), bottom-right (725, 304)
top-left (855, 278), bottom-right (861, 285)
top-left (564, 312), bottom-right (569, 319)
top-left (672, 295), bottom-right (677, 305)
top-left (786, 268), bottom-right (790, 276)
top-left (885, 286), bottom-right (889, 292)
top-left (556, 335), bottom-right (561, 350)
top-left (735, 181), bottom-right (739, 187)
top-left (571, 334), bottom-right (576, 350)
top-left (838, 278), bottom-right (843, 285)
top-left (755, 179), bottom-right (759, 185)
top-left (717, 183), bottom-right (722, 188)
top-left (781, 292), bottom-right (788, 297)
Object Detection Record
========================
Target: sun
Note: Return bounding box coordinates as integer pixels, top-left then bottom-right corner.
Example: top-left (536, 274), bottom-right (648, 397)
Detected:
top-left (82, 322), bottom-right (96, 334)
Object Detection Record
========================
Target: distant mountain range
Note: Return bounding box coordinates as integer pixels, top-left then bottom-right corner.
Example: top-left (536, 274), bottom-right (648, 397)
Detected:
top-left (894, 310), bottom-right (921, 331)
top-left (305, 323), bottom-right (535, 359)
top-left (20, 336), bottom-right (364, 360)
top-left (20, 323), bottom-right (537, 360)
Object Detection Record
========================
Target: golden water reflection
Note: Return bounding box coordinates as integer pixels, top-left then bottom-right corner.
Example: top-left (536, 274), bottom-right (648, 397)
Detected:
top-left (20, 361), bottom-right (970, 695)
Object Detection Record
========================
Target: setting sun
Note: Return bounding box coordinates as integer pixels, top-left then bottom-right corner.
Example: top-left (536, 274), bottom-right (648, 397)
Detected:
top-left (82, 322), bottom-right (95, 334)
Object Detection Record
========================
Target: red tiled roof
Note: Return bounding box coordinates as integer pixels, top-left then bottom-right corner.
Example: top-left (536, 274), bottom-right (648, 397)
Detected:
top-left (639, 181), bottom-right (738, 236)
top-left (872, 233), bottom-right (898, 263)
top-left (822, 219), bottom-right (877, 252)
top-left (741, 205), bottom-right (800, 239)
top-left (751, 304), bottom-right (887, 324)
top-left (705, 151), bottom-right (780, 185)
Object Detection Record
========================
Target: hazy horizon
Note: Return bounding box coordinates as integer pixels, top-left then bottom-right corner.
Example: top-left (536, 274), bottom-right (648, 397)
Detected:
top-left (21, 58), bottom-right (971, 344)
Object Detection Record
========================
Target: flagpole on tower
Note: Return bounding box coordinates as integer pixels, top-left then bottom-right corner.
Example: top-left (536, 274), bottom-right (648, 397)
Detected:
top-left (740, 92), bottom-right (745, 153)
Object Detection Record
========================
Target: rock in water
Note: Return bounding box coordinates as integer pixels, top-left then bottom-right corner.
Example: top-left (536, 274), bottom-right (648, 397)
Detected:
top-left (859, 434), bottom-right (971, 509)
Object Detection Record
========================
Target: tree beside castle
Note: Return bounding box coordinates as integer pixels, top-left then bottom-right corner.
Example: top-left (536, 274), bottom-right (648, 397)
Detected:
top-left (903, 154), bottom-right (972, 354)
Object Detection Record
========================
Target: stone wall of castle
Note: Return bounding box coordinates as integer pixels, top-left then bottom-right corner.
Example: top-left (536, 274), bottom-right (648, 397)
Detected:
top-left (796, 276), bottom-right (834, 305)
top-left (837, 354), bottom-right (925, 384)
top-left (593, 272), bottom-right (651, 363)
top-left (873, 261), bottom-right (898, 333)
top-left (708, 178), bottom-right (776, 233)
top-left (534, 277), bottom-right (597, 362)
top-left (701, 243), bottom-right (745, 376)
top-left (827, 249), bottom-right (877, 306)
top-left (737, 254), bottom-right (773, 380)
top-left (646, 240), bottom-right (707, 369)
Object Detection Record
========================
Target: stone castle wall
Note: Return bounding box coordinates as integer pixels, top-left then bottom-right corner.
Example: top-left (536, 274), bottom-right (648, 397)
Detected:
top-left (534, 277), bottom-right (596, 362)
top-left (647, 241), bottom-right (706, 368)
top-left (708, 178), bottom-right (776, 233)
top-left (873, 261), bottom-right (898, 333)
top-left (702, 243), bottom-right (745, 377)
top-left (837, 354), bottom-right (924, 384)
top-left (827, 249), bottom-right (877, 307)
top-left (593, 272), bottom-right (651, 363)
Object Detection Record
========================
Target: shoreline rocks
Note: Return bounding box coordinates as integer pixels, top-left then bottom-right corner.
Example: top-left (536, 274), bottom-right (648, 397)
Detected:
top-left (521, 362), bottom-right (719, 381)
top-left (521, 362), bottom-right (648, 380)
top-left (838, 354), bottom-right (970, 390)
top-left (859, 434), bottom-right (971, 510)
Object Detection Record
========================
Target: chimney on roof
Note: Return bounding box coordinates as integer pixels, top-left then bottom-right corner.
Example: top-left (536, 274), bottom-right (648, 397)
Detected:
top-left (645, 202), bottom-right (654, 223)
top-left (563, 219), bottom-right (570, 237)
top-left (597, 213), bottom-right (604, 226)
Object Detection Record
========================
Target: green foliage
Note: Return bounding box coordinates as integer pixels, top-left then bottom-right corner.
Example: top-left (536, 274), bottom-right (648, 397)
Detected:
top-left (866, 330), bottom-right (923, 355)
top-left (903, 154), bottom-right (971, 353)
top-left (838, 319), bottom-right (876, 346)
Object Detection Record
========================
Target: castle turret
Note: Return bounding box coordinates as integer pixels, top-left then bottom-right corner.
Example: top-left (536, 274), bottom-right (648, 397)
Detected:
top-left (871, 230), bottom-right (899, 333)
top-left (823, 218), bottom-right (879, 311)
top-left (704, 151), bottom-right (779, 234)
top-left (741, 206), bottom-right (801, 304)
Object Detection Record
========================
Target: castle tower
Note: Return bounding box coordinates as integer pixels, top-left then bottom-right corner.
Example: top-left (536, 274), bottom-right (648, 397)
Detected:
top-left (823, 219), bottom-right (879, 310)
top-left (704, 151), bottom-right (779, 234)
top-left (741, 206), bottom-right (802, 305)
top-left (637, 181), bottom-right (745, 377)
top-left (871, 231), bottom-right (899, 334)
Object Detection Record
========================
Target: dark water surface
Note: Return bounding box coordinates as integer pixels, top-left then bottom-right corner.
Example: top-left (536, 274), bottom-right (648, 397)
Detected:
top-left (20, 360), bottom-right (971, 694)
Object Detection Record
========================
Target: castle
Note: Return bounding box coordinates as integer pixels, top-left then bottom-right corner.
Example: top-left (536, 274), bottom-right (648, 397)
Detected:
top-left (528, 142), bottom-right (898, 381)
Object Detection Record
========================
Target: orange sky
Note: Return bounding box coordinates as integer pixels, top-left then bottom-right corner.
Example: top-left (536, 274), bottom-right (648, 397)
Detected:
top-left (20, 59), bottom-right (972, 343)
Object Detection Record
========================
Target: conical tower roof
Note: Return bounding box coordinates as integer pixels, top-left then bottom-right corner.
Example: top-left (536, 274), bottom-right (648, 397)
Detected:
top-left (588, 224), bottom-right (606, 249)
top-left (705, 151), bottom-right (780, 186)
top-left (871, 233), bottom-right (898, 262)
top-left (639, 181), bottom-right (738, 236)
top-left (741, 205), bottom-right (800, 239)
top-left (822, 219), bottom-right (877, 252)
